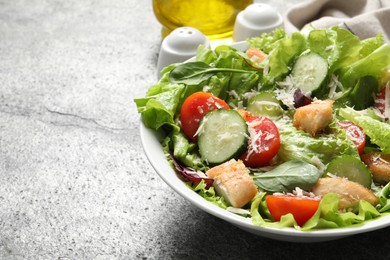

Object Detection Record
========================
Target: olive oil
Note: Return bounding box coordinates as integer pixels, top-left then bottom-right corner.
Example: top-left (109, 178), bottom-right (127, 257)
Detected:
top-left (153, 0), bottom-right (253, 40)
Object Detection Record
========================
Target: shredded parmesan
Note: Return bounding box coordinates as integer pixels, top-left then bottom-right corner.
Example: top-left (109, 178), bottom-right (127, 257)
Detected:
top-left (264, 132), bottom-right (275, 141)
top-left (274, 87), bottom-right (296, 109)
top-left (228, 90), bottom-right (239, 100)
top-left (325, 45), bottom-right (334, 51)
top-left (193, 116), bottom-right (208, 137)
top-left (242, 89), bottom-right (260, 101)
top-left (328, 74), bottom-right (343, 100)
top-left (244, 118), bottom-right (274, 160)
top-left (197, 106), bottom-right (204, 114)
top-left (203, 85), bottom-right (211, 92)
top-left (275, 75), bottom-right (297, 110)
top-left (273, 187), bottom-right (320, 199)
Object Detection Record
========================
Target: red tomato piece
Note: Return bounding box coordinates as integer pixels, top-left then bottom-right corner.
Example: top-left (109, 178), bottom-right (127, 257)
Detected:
top-left (240, 116), bottom-right (280, 167)
top-left (180, 92), bottom-right (229, 142)
top-left (337, 121), bottom-right (366, 155)
top-left (266, 195), bottom-right (321, 226)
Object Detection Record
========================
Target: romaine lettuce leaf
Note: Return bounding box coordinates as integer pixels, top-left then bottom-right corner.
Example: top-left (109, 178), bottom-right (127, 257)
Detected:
top-left (340, 43), bottom-right (390, 90)
top-left (378, 182), bottom-right (390, 213)
top-left (276, 119), bottom-right (359, 166)
top-left (251, 192), bottom-right (381, 230)
top-left (192, 180), bottom-right (229, 209)
top-left (301, 193), bottom-right (381, 230)
top-left (339, 107), bottom-right (390, 153)
top-left (247, 27), bottom-right (287, 54)
top-left (262, 32), bottom-right (306, 86)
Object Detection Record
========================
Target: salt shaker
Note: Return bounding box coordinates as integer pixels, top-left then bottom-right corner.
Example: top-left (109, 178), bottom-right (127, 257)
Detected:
top-left (233, 3), bottom-right (283, 42)
top-left (156, 27), bottom-right (210, 79)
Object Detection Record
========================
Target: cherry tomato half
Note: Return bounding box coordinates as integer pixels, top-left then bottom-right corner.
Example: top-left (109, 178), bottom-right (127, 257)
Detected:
top-left (337, 121), bottom-right (366, 155)
top-left (240, 116), bottom-right (280, 167)
top-left (266, 195), bottom-right (321, 226)
top-left (180, 92), bottom-right (229, 142)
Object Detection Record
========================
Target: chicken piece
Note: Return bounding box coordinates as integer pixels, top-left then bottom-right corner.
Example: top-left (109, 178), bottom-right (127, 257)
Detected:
top-left (293, 99), bottom-right (334, 136)
top-left (206, 159), bottom-right (257, 208)
top-left (311, 177), bottom-right (379, 211)
top-left (361, 152), bottom-right (390, 184)
top-left (246, 47), bottom-right (268, 64)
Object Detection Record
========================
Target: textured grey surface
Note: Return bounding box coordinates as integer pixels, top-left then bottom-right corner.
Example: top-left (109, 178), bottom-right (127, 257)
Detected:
top-left (1, 0), bottom-right (390, 259)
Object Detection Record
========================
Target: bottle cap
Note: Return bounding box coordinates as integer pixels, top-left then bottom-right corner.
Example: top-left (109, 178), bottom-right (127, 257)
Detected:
top-left (157, 27), bottom-right (210, 78)
top-left (233, 3), bottom-right (283, 42)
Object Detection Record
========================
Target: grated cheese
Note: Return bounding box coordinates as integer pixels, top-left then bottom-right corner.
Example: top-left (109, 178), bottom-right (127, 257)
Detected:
top-left (243, 89), bottom-right (260, 101)
top-left (328, 74), bottom-right (343, 100)
top-left (273, 187), bottom-right (320, 199)
top-left (275, 75), bottom-right (297, 110)
top-left (193, 116), bottom-right (208, 137)
top-left (244, 118), bottom-right (274, 160)
top-left (264, 131), bottom-right (275, 141)
top-left (325, 45), bottom-right (334, 52)
top-left (206, 97), bottom-right (216, 109)
top-left (203, 85), bottom-right (211, 92)
top-left (197, 106), bottom-right (204, 114)
top-left (228, 89), bottom-right (239, 100)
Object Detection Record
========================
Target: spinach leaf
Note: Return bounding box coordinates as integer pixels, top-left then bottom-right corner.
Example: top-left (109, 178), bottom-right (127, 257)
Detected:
top-left (252, 160), bottom-right (321, 193)
top-left (169, 61), bottom-right (255, 85)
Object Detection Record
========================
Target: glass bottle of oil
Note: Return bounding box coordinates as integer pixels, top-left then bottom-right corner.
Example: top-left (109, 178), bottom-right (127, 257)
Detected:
top-left (153, 0), bottom-right (253, 40)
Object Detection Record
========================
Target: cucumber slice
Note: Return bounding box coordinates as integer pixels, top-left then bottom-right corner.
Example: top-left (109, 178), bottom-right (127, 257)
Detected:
top-left (198, 109), bottom-right (248, 165)
top-left (291, 52), bottom-right (328, 94)
top-left (247, 92), bottom-right (283, 119)
top-left (325, 155), bottom-right (372, 188)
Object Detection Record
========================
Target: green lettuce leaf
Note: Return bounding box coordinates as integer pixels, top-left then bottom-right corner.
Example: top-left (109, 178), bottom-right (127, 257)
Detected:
top-left (251, 192), bottom-right (381, 231)
top-left (263, 32), bottom-right (306, 86)
top-left (339, 107), bottom-right (390, 153)
top-left (192, 180), bottom-right (228, 209)
top-left (378, 182), bottom-right (390, 213)
top-left (340, 43), bottom-right (390, 89)
top-left (247, 27), bottom-right (287, 54)
top-left (276, 119), bottom-right (359, 166)
top-left (302, 193), bottom-right (381, 230)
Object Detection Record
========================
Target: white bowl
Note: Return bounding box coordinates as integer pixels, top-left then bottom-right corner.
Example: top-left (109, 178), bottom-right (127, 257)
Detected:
top-left (140, 121), bottom-right (390, 242)
top-left (140, 42), bottom-right (390, 242)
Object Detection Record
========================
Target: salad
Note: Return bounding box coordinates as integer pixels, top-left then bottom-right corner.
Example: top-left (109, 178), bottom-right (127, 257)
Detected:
top-left (135, 26), bottom-right (390, 230)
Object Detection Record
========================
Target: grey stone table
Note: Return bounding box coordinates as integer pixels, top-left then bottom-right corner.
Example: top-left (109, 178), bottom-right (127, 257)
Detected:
top-left (1, 0), bottom-right (390, 259)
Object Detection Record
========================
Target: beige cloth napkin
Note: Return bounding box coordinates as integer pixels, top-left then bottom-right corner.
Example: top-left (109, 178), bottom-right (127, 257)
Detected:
top-left (284, 0), bottom-right (390, 42)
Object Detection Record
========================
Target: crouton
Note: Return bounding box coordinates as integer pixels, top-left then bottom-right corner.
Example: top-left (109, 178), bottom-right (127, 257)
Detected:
top-left (293, 99), bottom-right (334, 136)
top-left (206, 159), bottom-right (257, 208)
top-left (246, 47), bottom-right (268, 63)
top-left (311, 177), bottom-right (379, 210)
top-left (361, 152), bottom-right (390, 184)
